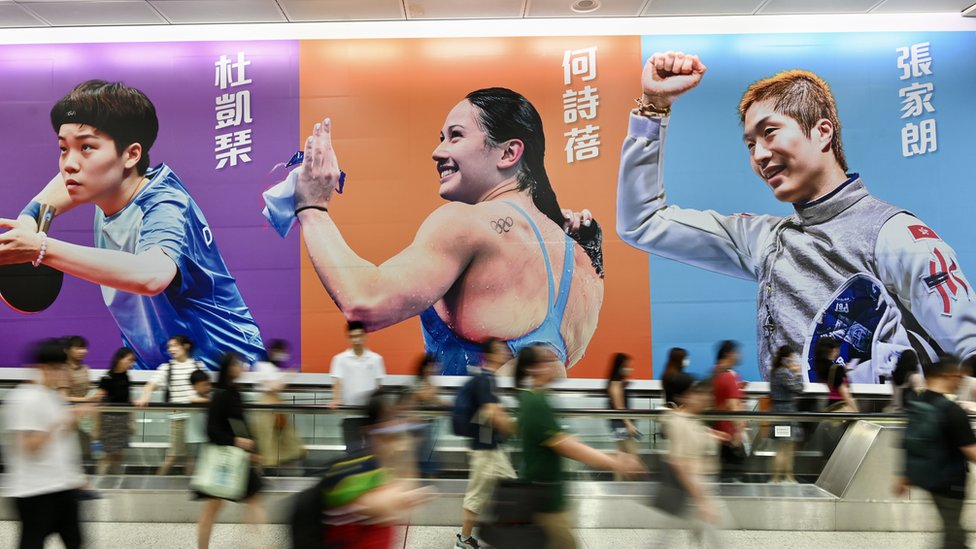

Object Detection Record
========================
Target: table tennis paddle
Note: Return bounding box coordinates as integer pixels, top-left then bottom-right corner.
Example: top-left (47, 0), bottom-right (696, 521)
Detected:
top-left (0, 205), bottom-right (64, 313)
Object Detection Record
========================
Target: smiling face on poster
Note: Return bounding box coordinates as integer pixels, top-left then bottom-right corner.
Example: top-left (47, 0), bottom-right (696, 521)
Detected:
top-left (0, 42), bottom-right (299, 371)
top-left (0, 36), bottom-right (649, 378)
top-left (291, 36), bottom-right (648, 378)
top-left (1, 27), bottom-right (974, 382)
top-left (433, 100), bottom-right (510, 204)
top-left (623, 33), bottom-right (976, 382)
top-left (294, 85), bottom-right (607, 376)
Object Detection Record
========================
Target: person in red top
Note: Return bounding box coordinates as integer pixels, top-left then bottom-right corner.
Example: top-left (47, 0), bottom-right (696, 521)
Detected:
top-left (712, 340), bottom-right (747, 482)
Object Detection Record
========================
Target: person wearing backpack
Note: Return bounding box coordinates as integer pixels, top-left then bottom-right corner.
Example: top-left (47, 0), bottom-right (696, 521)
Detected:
top-left (896, 355), bottom-right (976, 549)
top-left (289, 389), bottom-right (435, 549)
top-left (454, 338), bottom-right (517, 549)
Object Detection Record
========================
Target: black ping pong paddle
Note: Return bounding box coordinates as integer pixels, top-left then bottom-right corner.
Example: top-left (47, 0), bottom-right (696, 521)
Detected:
top-left (0, 205), bottom-right (64, 313)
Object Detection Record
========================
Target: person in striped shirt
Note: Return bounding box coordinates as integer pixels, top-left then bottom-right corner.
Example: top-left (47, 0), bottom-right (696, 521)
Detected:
top-left (135, 335), bottom-right (205, 475)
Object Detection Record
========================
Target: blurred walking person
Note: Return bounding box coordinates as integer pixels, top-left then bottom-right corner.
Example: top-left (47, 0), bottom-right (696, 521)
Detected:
top-left (513, 345), bottom-right (644, 548)
top-left (455, 339), bottom-right (516, 549)
top-left (2, 339), bottom-right (90, 549)
top-left (887, 350), bottom-right (923, 412)
top-left (656, 377), bottom-right (728, 548)
top-left (93, 347), bottom-right (136, 475)
top-left (251, 339), bottom-right (306, 473)
top-left (62, 336), bottom-right (95, 462)
top-left (410, 353), bottom-right (447, 478)
top-left (136, 335), bottom-right (205, 475)
top-left (897, 356), bottom-right (976, 549)
top-left (606, 353), bottom-right (640, 480)
top-left (660, 347), bottom-right (691, 408)
top-left (711, 340), bottom-right (747, 482)
top-left (816, 339), bottom-right (858, 413)
top-left (768, 346), bottom-right (804, 483)
top-left (330, 321), bottom-right (386, 454)
top-left (196, 353), bottom-right (266, 549)
top-left (315, 389), bottom-right (435, 548)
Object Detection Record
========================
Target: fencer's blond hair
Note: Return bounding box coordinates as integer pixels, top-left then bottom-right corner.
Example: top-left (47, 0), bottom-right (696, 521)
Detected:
top-left (738, 69), bottom-right (848, 172)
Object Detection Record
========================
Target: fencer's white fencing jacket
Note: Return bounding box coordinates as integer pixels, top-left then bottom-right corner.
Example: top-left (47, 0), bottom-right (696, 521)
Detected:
top-left (617, 114), bottom-right (976, 382)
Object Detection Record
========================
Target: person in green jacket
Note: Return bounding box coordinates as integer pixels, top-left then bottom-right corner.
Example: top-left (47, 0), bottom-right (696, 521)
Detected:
top-left (513, 345), bottom-right (645, 549)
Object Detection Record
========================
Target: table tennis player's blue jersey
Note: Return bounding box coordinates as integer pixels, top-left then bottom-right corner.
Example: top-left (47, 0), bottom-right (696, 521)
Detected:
top-left (94, 164), bottom-right (264, 370)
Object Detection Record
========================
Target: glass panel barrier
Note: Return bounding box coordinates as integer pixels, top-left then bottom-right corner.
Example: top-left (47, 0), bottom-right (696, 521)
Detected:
top-left (0, 399), bottom-right (916, 486)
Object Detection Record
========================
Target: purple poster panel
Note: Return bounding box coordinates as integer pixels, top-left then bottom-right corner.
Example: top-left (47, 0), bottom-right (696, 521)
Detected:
top-left (0, 41), bottom-right (300, 369)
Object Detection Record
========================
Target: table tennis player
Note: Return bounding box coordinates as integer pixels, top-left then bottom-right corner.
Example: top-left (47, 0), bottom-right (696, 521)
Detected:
top-left (0, 80), bottom-right (264, 370)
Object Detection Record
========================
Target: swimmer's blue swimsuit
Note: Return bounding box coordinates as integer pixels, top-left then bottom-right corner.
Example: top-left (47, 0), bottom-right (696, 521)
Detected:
top-left (420, 201), bottom-right (574, 375)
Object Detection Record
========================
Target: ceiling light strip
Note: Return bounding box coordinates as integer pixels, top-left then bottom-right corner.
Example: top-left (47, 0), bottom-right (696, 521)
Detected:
top-left (0, 12), bottom-right (973, 45)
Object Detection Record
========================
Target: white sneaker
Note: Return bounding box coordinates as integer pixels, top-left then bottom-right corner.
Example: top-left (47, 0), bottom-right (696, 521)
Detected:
top-left (456, 533), bottom-right (481, 548)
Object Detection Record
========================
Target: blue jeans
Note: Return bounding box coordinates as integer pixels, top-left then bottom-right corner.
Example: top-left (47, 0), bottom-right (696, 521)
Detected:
top-left (416, 420), bottom-right (438, 476)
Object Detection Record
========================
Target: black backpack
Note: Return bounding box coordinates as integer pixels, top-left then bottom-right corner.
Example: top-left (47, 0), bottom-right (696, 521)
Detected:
top-left (477, 479), bottom-right (549, 549)
top-left (904, 395), bottom-right (962, 491)
top-left (289, 475), bottom-right (330, 549)
top-left (452, 374), bottom-right (486, 438)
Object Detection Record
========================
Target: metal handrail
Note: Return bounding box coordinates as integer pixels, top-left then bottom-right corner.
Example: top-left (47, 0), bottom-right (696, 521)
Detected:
top-left (0, 376), bottom-right (896, 400)
top-left (62, 402), bottom-right (917, 423)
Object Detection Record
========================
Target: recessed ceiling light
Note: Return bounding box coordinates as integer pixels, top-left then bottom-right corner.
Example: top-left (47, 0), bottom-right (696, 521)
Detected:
top-left (571, 0), bottom-right (602, 14)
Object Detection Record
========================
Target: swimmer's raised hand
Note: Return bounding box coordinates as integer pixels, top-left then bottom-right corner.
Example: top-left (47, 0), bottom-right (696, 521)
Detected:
top-left (296, 117), bottom-right (341, 211)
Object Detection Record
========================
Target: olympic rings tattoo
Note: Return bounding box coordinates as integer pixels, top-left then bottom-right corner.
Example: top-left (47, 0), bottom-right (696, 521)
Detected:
top-left (490, 217), bottom-right (514, 234)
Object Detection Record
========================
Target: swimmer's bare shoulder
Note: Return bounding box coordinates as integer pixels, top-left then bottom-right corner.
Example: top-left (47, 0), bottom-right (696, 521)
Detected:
top-left (421, 200), bottom-right (521, 245)
top-left (413, 201), bottom-right (504, 258)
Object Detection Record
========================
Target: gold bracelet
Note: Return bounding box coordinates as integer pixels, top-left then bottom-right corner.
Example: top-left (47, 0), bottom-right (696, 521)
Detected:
top-left (634, 97), bottom-right (671, 118)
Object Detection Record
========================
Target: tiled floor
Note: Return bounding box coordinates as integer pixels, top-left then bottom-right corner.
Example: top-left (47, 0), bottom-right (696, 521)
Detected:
top-left (0, 522), bottom-right (967, 548)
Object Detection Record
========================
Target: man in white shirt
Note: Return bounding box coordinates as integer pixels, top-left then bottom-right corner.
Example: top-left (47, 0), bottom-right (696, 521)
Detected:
top-left (330, 321), bottom-right (386, 453)
top-left (617, 51), bottom-right (976, 383)
top-left (2, 339), bottom-right (90, 549)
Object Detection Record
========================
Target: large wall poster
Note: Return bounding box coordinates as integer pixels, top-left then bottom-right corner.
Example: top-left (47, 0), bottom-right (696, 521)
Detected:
top-left (296, 36), bottom-right (650, 378)
top-left (1, 28), bottom-right (974, 381)
top-left (0, 41), bottom-right (301, 371)
top-left (0, 36), bottom-right (654, 378)
top-left (640, 32), bottom-right (976, 381)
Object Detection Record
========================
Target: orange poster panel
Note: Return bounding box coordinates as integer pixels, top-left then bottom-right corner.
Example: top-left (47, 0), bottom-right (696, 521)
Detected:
top-left (298, 36), bottom-right (651, 378)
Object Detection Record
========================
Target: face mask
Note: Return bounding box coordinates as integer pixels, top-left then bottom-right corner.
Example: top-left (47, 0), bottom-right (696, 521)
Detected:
top-left (521, 371), bottom-right (544, 388)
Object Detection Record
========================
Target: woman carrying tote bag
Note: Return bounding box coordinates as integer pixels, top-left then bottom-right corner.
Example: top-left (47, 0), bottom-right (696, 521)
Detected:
top-left (657, 378), bottom-right (728, 547)
top-left (194, 353), bottom-right (266, 549)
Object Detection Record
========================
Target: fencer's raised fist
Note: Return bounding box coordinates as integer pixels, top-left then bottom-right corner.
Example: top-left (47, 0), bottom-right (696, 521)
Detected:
top-left (641, 51), bottom-right (707, 109)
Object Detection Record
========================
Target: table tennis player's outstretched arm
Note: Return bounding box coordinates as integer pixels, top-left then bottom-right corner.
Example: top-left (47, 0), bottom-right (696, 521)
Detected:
top-left (45, 243), bottom-right (177, 296)
top-left (15, 174), bottom-right (77, 231)
top-left (0, 220), bottom-right (176, 296)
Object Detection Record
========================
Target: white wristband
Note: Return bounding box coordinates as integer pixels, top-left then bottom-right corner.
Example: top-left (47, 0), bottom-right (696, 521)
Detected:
top-left (32, 232), bottom-right (48, 268)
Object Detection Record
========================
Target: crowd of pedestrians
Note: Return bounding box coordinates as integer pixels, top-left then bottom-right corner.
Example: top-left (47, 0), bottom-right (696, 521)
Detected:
top-left (3, 327), bottom-right (975, 549)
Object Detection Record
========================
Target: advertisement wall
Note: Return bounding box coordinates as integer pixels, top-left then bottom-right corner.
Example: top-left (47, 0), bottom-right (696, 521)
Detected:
top-left (641, 31), bottom-right (976, 381)
top-left (0, 41), bottom-right (301, 371)
top-left (0, 17), bottom-right (973, 381)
